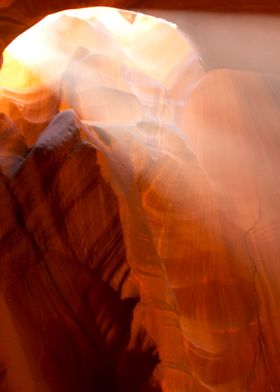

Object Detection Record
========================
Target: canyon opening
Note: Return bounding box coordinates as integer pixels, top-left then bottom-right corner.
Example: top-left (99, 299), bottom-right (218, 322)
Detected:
top-left (0, 4), bottom-right (280, 392)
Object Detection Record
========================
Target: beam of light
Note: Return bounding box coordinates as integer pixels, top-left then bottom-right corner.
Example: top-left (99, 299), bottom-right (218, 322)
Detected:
top-left (1, 7), bottom-right (279, 392)
top-left (0, 7), bottom-right (195, 127)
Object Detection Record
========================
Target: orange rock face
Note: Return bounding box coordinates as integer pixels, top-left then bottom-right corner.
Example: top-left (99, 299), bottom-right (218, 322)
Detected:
top-left (0, 109), bottom-right (160, 391)
top-left (0, 6), bottom-right (280, 392)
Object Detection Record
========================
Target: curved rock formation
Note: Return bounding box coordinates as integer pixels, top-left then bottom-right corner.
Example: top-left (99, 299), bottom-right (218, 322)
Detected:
top-left (0, 108), bottom-right (160, 392)
top-left (0, 6), bottom-right (280, 392)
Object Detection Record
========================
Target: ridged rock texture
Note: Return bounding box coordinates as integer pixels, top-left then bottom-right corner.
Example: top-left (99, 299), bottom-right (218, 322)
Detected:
top-left (0, 6), bottom-right (280, 392)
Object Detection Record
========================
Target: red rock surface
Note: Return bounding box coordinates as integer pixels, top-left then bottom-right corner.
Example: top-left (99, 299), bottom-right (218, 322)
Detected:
top-left (0, 4), bottom-right (280, 392)
top-left (0, 109), bottom-right (160, 391)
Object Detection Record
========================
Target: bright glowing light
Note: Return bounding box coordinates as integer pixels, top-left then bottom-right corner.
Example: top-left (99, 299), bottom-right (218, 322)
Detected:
top-left (0, 7), bottom-right (194, 124)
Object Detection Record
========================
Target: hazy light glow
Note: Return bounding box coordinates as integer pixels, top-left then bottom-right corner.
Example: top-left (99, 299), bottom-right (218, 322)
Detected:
top-left (0, 6), bottom-right (194, 128)
top-left (1, 7), bottom-right (280, 392)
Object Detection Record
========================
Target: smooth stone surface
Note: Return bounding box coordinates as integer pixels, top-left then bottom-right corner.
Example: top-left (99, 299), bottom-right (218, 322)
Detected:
top-left (0, 6), bottom-right (280, 392)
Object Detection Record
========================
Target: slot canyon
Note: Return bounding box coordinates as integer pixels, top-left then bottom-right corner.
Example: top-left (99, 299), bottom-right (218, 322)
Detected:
top-left (0, 1), bottom-right (280, 391)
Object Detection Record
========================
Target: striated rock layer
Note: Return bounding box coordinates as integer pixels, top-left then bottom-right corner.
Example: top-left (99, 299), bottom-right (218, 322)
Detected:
top-left (0, 109), bottom-right (160, 392)
top-left (0, 6), bottom-right (280, 392)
